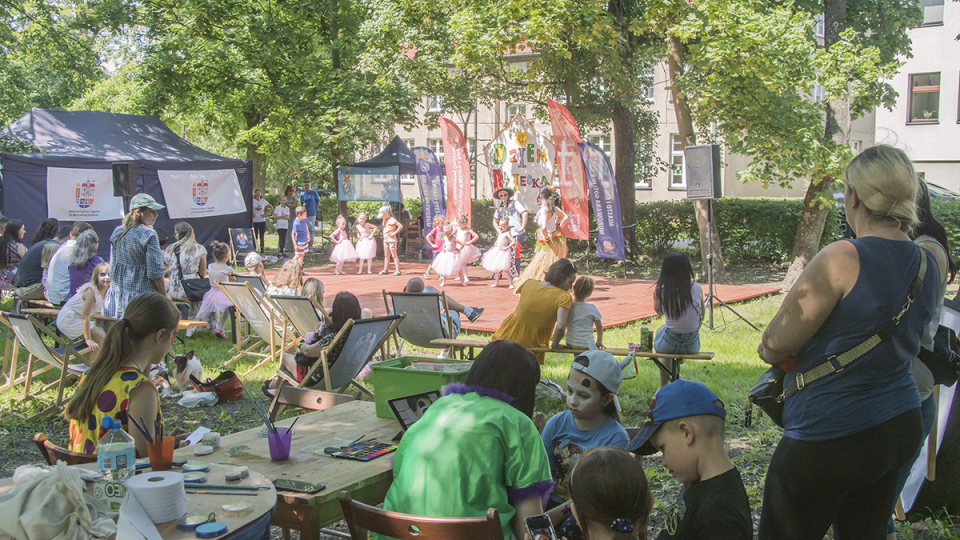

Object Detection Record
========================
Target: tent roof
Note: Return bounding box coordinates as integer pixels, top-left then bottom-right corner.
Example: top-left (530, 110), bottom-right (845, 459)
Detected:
top-left (1, 108), bottom-right (243, 166)
top-left (351, 136), bottom-right (417, 175)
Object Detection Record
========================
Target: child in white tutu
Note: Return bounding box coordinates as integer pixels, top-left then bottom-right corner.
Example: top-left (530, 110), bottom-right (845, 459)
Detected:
top-left (194, 241), bottom-right (234, 338)
top-left (454, 214), bottom-right (480, 284)
top-left (354, 212), bottom-right (378, 274)
top-left (482, 219), bottom-right (516, 288)
top-left (431, 222), bottom-right (464, 286)
top-left (329, 215), bottom-right (359, 275)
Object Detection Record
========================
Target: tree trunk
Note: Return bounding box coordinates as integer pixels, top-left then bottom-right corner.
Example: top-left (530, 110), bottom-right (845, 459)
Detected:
top-left (667, 34), bottom-right (723, 276)
top-left (612, 100), bottom-right (638, 259)
top-left (244, 111), bottom-right (267, 193)
top-left (331, 0), bottom-right (348, 217)
top-left (782, 0), bottom-right (848, 291)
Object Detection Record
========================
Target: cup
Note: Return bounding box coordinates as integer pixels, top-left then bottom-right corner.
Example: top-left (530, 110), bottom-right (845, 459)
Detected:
top-left (146, 436), bottom-right (175, 471)
top-left (268, 429), bottom-right (292, 461)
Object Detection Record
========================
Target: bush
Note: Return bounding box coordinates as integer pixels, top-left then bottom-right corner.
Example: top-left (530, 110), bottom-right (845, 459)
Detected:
top-left (930, 198), bottom-right (960, 266)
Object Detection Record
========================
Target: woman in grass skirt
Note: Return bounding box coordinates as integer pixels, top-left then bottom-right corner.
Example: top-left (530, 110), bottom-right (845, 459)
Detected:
top-left (514, 187), bottom-right (567, 293)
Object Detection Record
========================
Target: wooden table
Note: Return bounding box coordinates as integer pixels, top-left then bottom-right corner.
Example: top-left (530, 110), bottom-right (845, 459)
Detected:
top-left (173, 400), bottom-right (400, 539)
top-left (0, 462), bottom-right (277, 539)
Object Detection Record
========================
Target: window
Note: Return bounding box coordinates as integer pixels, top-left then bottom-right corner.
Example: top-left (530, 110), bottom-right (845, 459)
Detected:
top-left (642, 69), bottom-right (655, 102)
top-left (813, 14), bottom-right (825, 38)
top-left (635, 142), bottom-right (654, 190)
top-left (427, 138), bottom-right (444, 163)
top-left (507, 104), bottom-right (526, 119)
top-left (589, 135), bottom-right (611, 154)
top-left (403, 138), bottom-right (415, 149)
top-left (811, 83), bottom-right (825, 103)
top-left (921, 0), bottom-right (944, 25)
top-left (851, 140), bottom-right (862, 154)
top-left (670, 134), bottom-right (686, 189)
top-left (427, 96), bottom-right (443, 112)
top-left (909, 73), bottom-right (940, 123)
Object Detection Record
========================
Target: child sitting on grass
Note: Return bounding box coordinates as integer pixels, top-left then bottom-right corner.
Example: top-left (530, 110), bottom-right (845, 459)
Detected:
top-left (628, 380), bottom-right (752, 540)
top-left (564, 276), bottom-right (604, 350)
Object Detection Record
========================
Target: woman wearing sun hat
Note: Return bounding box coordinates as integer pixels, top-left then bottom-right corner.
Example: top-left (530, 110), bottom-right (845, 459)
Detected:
top-left (103, 194), bottom-right (168, 318)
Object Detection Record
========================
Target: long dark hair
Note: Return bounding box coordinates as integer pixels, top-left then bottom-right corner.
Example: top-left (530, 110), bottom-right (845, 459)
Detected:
top-left (465, 340), bottom-right (540, 418)
top-left (913, 180), bottom-right (956, 283)
top-left (0, 219), bottom-right (24, 269)
top-left (655, 252), bottom-right (696, 320)
top-left (31, 218), bottom-right (60, 245)
top-left (571, 447), bottom-right (652, 540)
top-left (330, 292), bottom-right (362, 332)
top-left (544, 258), bottom-right (577, 288)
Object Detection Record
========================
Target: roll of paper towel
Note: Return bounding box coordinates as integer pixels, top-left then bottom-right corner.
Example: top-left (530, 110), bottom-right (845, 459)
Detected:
top-left (126, 471), bottom-right (187, 523)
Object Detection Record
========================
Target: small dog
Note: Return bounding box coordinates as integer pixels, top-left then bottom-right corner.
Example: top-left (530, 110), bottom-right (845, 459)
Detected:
top-left (149, 363), bottom-right (174, 399)
top-left (172, 350), bottom-right (203, 394)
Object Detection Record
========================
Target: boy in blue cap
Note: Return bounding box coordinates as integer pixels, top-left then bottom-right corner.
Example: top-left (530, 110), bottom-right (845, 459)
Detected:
top-left (628, 380), bottom-right (752, 540)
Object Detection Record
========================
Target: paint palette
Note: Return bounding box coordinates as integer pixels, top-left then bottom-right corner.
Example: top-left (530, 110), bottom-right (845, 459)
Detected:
top-left (329, 441), bottom-right (398, 462)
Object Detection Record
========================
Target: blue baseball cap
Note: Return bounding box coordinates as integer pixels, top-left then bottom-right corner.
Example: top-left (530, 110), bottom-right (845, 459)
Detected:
top-left (627, 380), bottom-right (727, 455)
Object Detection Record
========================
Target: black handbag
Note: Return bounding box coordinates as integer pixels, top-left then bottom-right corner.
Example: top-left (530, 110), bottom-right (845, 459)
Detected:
top-left (175, 245), bottom-right (211, 302)
top-left (750, 248), bottom-right (928, 427)
top-left (917, 323), bottom-right (960, 387)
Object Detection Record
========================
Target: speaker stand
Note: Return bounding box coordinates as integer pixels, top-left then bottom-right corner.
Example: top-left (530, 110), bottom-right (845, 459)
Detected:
top-left (703, 199), bottom-right (759, 331)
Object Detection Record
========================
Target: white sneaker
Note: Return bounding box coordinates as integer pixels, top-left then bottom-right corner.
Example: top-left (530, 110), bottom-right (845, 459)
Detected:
top-left (437, 349), bottom-right (450, 359)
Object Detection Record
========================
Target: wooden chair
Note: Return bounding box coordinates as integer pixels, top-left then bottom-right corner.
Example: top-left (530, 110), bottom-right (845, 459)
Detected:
top-left (33, 433), bottom-right (96, 466)
top-left (403, 218), bottom-right (424, 259)
top-left (217, 282), bottom-right (297, 375)
top-left (339, 490), bottom-right (504, 540)
top-left (267, 380), bottom-right (354, 421)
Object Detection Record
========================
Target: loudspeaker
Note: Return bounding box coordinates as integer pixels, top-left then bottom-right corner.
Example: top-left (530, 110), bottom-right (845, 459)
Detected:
top-left (684, 144), bottom-right (722, 199)
top-left (112, 162), bottom-right (135, 197)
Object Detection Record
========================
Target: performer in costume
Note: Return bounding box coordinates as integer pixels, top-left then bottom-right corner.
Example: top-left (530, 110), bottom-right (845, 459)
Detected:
top-left (431, 222), bottom-right (465, 287)
top-left (329, 215), bottom-right (358, 275)
top-left (354, 212), bottom-right (378, 275)
top-left (514, 187), bottom-right (568, 294)
top-left (482, 219), bottom-right (516, 288)
top-left (454, 215), bottom-right (481, 283)
top-left (492, 187), bottom-right (529, 277)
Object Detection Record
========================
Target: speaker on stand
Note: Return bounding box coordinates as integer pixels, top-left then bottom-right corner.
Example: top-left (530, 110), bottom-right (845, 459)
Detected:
top-left (112, 162), bottom-right (136, 211)
top-left (684, 144), bottom-right (758, 331)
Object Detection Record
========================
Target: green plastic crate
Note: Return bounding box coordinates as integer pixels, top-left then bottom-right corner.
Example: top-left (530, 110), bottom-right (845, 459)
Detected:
top-left (371, 356), bottom-right (471, 418)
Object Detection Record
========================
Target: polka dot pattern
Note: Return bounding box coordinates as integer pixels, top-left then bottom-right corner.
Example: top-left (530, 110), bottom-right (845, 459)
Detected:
top-left (83, 439), bottom-right (95, 455)
top-left (97, 390), bottom-right (117, 413)
top-left (87, 414), bottom-right (97, 431)
top-left (120, 371), bottom-right (139, 382)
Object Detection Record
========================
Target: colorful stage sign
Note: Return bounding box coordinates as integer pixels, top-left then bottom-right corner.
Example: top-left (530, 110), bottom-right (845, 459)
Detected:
top-left (547, 99), bottom-right (589, 240)
top-left (439, 118), bottom-right (472, 225)
top-left (578, 142), bottom-right (625, 261)
top-left (412, 146), bottom-right (445, 236)
top-left (484, 114), bottom-right (555, 213)
top-left (158, 169), bottom-right (247, 219)
top-left (46, 167), bottom-right (124, 222)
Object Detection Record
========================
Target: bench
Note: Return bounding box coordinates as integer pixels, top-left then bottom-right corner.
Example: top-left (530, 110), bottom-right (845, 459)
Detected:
top-left (429, 338), bottom-right (714, 384)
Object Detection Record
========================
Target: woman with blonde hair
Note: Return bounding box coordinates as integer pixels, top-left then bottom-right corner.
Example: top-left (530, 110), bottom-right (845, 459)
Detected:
top-left (66, 293), bottom-right (181, 457)
top-left (103, 194), bottom-right (167, 318)
top-left (163, 222), bottom-right (207, 317)
top-left (267, 260), bottom-right (303, 296)
top-left (67, 230), bottom-right (104, 298)
top-left (757, 145), bottom-right (941, 539)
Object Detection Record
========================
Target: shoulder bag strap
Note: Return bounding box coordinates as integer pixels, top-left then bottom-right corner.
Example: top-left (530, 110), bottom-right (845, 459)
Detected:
top-left (174, 245), bottom-right (186, 282)
top-left (784, 246), bottom-right (928, 397)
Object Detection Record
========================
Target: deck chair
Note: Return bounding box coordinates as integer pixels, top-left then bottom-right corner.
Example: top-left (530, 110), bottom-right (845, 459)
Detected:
top-left (228, 227), bottom-right (258, 265)
top-left (4, 313), bottom-right (90, 415)
top-left (34, 433), bottom-right (96, 466)
top-left (232, 273), bottom-right (267, 296)
top-left (268, 295), bottom-right (332, 339)
top-left (285, 314), bottom-right (404, 397)
top-left (383, 290), bottom-right (455, 356)
top-left (0, 312), bottom-right (24, 390)
top-left (217, 281), bottom-right (296, 375)
top-left (340, 491), bottom-right (504, 540)
top-left (266, 380), bottom-right (354, 421)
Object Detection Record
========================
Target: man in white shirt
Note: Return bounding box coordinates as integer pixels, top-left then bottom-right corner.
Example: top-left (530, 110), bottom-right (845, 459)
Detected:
top-left (44, 221), bottom-right (93, 305)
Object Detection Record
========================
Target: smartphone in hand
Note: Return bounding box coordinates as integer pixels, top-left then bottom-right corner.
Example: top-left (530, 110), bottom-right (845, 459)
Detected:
top-left (525, 513), bottom-right (558, 540)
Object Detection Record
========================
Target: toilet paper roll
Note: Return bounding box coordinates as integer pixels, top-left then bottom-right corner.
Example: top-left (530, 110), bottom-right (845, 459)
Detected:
top-left (126, 471), bottom-right (187, 523)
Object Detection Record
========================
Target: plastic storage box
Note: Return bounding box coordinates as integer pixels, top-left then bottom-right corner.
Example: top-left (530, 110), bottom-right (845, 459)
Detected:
top-left (371, 356), bottom-right (471, 418)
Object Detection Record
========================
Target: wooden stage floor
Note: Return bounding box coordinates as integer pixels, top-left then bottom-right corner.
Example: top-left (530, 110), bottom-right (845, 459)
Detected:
top-left (290, 262), bottom-right (781, 334)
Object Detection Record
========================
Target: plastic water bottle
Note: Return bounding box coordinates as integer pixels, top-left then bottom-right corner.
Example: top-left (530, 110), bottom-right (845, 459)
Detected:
top-left (97, 416), bottom-right (136, 481)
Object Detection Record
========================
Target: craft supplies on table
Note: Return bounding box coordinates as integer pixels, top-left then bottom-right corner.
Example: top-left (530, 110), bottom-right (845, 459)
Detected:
top-left (325, 440), bottom-right (398, 462)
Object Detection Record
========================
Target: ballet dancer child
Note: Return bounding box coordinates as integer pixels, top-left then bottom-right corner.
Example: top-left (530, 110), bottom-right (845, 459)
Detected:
top-left (378, 205), bottom-right (403, 275)
top-left (455, 214), bottom-right (480, 284)
top-left (329, 215), bottom-right (359, 275)
top-left (481, 219), bottom-right (516, 288)
top-left (423, 215), bottom-right (446, 279)
top-left (354, 212), bottom-right (378, 274)
top-left (431, 222), bottom-right (464, 287)
top-left (194, 241), bottom-right (234, 339)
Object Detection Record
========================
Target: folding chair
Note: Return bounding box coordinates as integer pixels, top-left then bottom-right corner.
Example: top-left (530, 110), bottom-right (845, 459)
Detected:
top-left (287, 314), bottom-right (404, 397)
top-left (339, 491), bottom-right (504, 540)
top-left (228, 227), bottom-right (258, 266)
top-left (383, 290), bottom-right (455, 356)
top-left (216, 282), bottom-right (297, 375)
top-left (268, 294), bottom-right (332, 339)
top-left (266, 380), bottom-right (354, 421)
top-left (4, 312), bottom-right (90, 415)
top-left (232, 273), bottom-right (267, 296)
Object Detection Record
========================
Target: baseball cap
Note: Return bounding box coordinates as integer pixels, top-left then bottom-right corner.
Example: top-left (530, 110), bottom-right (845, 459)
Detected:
top-left (244, 252), bottom-right (263, 270)
top-left (570, 350), bottom-right (633, 412)
top-left (376, 205), bottom-right (392, 219)
top-left (627, 380), bottom-right (727, 455)
top-left (129, 193), bottom-right (165, 211)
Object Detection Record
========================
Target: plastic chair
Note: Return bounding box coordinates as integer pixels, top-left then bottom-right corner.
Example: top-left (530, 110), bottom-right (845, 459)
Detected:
top-left (339, 490), bottom-right (504, 540)
top-left (33, 433), bottom-right (95, 466)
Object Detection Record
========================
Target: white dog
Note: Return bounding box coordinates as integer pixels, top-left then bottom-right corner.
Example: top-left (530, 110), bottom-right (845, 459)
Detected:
top-left (172, 350), bottom-right (203, 394)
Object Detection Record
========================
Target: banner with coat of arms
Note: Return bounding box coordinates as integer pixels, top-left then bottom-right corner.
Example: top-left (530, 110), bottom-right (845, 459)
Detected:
top-left (46, 167), bottom-right (124, 222)
top-left (158, 169), bottom-right (247, 219)
top-left (484, 114), bottom-right (555, 213)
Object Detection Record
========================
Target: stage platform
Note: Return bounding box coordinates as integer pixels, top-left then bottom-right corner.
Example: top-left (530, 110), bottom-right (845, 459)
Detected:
top-left (288, 262), bottom-right (781, 334)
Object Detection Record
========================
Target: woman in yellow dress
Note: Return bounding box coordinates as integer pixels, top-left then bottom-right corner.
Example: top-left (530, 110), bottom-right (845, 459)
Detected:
top-left (493, 259), bottom-right (577, 364)
top-left (515, 188), bottom-right (568, 293)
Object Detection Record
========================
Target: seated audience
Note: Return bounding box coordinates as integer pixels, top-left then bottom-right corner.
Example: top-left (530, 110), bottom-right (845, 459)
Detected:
top-left (0, 219), bottom-right (28, 291)
top-left (13, 218), bottom-right (60, 300)
top-left (266, 260), bottom-right (303, 296)
top-left (57, 262), bottom-right (110, 358)
top-left (45, 221), bottom-right (93, 305)
top-left (163, 222), bottom-right (207, 317)
top-left (402, 277), bottom-right (484, 357)
top-left (68, 230), bottom-right (104, 298)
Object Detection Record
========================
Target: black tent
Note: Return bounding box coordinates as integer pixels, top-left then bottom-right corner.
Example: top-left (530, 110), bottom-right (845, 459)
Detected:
top-left (352, 136), bottom-right (417, 175)
top-left (1, 108), bottom-right (252, 256)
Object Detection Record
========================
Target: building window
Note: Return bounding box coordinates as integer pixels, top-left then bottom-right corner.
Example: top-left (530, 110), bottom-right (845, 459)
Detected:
top-left (642, 70), bottom-right (655, 102)
top-left (813, 14), bottom-right (825, 38)
top-left (427, 138), bottom-right (444, 163)
top-left (589, 135), bottom-right (612, 154)
top-left (909, 73), bottom-right (940, 123)
top-left (635, 142), bottom-right (654, 190)
top-left (427, 96), bottom-right (443, 112)
top-left (921, 0), bottom-right (944, 25)
top-left (670, 134), bottom-right (686, 189)
top-left (812, 83), bottom-right (825, 103)
top-left (403, 138), bottom-right (415, 149)
top-left (851, 140), bottom-right (862, 154)
top-left (506, 104), bottom-right (526, 119)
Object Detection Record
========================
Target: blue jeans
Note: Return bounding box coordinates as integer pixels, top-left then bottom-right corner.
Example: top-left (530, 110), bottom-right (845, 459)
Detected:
top-left (888, 394), bottom-right (937, 533)
top-left (307, 215), bottom-right (317, 244)
top-left (654, 326), bottom-right (701, 355)
top-left (441, 311), bottom-right (461, 338)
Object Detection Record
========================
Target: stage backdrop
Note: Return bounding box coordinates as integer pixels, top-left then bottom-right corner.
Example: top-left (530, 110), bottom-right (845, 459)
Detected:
top-left (484, 114), bottom-right (555, 214)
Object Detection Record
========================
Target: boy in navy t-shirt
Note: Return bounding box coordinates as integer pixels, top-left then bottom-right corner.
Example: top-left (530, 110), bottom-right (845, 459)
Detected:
top-left (291, 206), bottom-right (310, 264)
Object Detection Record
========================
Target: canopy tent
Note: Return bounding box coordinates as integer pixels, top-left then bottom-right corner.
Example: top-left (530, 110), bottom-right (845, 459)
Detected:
top-left (1, 108), bottom-right (252, 257)
top-left (337, 136), bottom-right (411, 202)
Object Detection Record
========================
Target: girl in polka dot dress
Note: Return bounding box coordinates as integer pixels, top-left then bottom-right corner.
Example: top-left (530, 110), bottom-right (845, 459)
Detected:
top-left (65, 292), bottom-right (183, 457)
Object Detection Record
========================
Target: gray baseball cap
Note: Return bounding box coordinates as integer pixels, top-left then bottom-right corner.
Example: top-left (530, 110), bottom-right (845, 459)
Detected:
top-left (130, 193), bottom-right (165, 210)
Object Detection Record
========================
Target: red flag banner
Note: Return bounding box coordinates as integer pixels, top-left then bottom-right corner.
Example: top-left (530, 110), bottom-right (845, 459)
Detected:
top-left (439, 117), bottom-right (472, 226)
top-left (547, 99), bottom-right (589, 240)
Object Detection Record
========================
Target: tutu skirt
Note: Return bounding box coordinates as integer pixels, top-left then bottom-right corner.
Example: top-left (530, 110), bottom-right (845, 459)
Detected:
top-left (356, 238), bottom-right (377, 260)
top-left (431, 251), bottom-right (463, 277)
top-left (196, 288), bottom-right (232, 320)
top-left (330, 241), bottom-right (359, 263)
top-left (460, 244), bottom-right (482, 265)
top-left (482, 247), bottom-right (513, 273)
